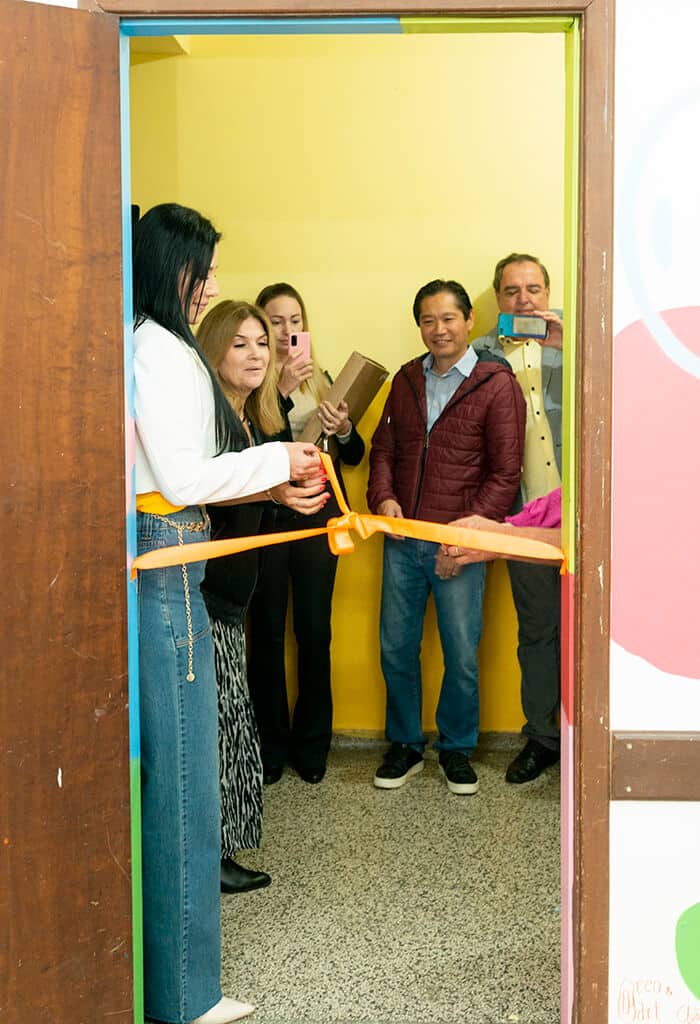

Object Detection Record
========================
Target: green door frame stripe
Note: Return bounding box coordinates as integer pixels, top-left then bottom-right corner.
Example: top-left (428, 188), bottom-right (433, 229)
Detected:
top-left (562, 18), bottom-right (581, 570)
top-left (401, 15), bottom-right (575, 32)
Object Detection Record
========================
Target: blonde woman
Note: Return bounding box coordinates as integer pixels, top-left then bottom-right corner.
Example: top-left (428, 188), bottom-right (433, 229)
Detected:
top-left (197, 300), bottom-right (329, 896)
top-left (247, 283), bottom-right (365, 785)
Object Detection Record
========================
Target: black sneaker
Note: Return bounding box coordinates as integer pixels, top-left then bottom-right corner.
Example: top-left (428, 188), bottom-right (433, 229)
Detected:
top-left (373, 743), bottom-right (424, 789)
top-left (505, 739), bottom-right (559, 784)
top-left (439, 750), bottom-right (479, 795)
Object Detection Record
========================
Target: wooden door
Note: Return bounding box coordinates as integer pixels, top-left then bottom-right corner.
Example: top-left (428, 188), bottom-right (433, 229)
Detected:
top-left (0, 3), bottom-right (131, 1021)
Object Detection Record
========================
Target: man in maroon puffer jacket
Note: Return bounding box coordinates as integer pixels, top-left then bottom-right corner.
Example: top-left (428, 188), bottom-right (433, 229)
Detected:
top-left (367, 279), bottom-right (525, 795)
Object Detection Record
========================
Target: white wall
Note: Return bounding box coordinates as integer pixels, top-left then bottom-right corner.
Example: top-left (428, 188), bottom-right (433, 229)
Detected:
top-left (610, 2), bottom-right (700, 1019)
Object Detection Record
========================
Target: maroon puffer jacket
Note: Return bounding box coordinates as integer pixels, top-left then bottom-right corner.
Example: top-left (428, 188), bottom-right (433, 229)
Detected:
top-left (367, 351), bottom-right (525, 524)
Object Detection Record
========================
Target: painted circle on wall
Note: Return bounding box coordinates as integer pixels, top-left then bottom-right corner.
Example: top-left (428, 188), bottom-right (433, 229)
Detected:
top-left (676, 902), bottom-right (700, 1000)
top-left (611, 307), bottom-right (700, 679)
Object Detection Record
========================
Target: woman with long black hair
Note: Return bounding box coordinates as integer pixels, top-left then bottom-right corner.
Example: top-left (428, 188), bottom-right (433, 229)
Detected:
top-left (133, 205), bottom-right (322, 1024)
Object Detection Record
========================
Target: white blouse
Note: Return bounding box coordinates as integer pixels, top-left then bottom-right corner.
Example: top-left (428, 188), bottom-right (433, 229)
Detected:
top-left (134, 318), bottom-right (290, 506)
top-left (287, 384), bottom-right (319, 440)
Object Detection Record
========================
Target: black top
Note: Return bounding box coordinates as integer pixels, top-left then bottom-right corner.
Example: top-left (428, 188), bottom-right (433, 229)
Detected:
top-left (202, 420), bottom-right (266, 624)
top-left (203, 392), bottom-right (367, 615)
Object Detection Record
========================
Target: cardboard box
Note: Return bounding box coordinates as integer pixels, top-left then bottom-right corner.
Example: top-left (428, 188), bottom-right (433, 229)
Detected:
top-left (299, 351), bottom-right (389, 446)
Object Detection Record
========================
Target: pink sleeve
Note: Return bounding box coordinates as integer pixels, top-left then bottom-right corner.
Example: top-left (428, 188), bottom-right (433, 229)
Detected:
top-left (506, 487), bottom-right (562, 529)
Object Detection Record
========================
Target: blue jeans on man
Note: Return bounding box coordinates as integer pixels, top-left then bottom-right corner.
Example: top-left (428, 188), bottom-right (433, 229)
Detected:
top-left (380, 537), bottom-right (486, 754)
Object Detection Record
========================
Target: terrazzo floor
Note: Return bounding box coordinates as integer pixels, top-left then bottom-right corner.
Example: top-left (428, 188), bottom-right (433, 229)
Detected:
top-left (220, 741), bottom-right (560, 1024)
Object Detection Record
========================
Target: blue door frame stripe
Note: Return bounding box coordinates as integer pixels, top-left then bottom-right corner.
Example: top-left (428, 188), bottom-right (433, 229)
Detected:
top-left (120, 32), bottom-right (145, 1024)
top-left (120, 32), bottom-right (139, 766)
top-left (120, 16), bottom-right (402, 35)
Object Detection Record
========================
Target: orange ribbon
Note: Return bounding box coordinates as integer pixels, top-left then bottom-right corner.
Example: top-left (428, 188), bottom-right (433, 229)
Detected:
top-left (131, 452), bottom-right (564, 578)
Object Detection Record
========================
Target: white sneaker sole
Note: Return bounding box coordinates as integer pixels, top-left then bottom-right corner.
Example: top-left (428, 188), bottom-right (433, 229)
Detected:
top-left (439, 765), bottom-right (479, 795)
top-left (373, 758), bottom-right (424, 789)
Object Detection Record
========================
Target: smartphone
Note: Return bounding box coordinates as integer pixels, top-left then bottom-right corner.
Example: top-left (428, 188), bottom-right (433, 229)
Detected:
top-left (288, 331), bottom-right (311, 361)
top-left (498, 312), bottom-right (548, 340)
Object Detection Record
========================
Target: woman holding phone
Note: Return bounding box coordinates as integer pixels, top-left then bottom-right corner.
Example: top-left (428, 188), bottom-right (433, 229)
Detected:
top-left (133, 211), bottom-right (321, 1024)
top-left (197, 300), bottom-right (329, 895)
top-left (247, 283), bottom-right (365, 785)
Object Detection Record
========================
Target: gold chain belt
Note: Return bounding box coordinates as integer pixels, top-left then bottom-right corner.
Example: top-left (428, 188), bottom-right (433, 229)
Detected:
top-left (147, 513), bottom-right (209, 683)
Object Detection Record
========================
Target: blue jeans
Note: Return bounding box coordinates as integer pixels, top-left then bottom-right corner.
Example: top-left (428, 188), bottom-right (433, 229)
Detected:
top-left (137, 508), bottom-right (221, 1023)
top-left (380, 537), bottom-right (486, 754)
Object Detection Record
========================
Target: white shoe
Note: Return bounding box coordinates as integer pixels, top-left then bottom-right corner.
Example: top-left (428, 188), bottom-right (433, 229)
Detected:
top-left (191, 996), bottom-right (256, 1023)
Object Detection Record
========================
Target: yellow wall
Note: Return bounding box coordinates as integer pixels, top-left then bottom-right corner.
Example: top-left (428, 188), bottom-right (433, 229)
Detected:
top-left (130, 29), bottom-right (565, 735)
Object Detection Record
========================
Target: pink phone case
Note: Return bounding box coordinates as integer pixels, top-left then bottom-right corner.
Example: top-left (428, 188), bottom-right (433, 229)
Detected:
top-left (288, 331), bottom-right (311, 361)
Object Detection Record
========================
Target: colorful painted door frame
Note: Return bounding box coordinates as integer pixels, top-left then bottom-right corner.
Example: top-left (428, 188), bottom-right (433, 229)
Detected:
top-left (1, 0), bottom-right (613, 1019)
top-left (115, 6), bottom-right (613, 1024)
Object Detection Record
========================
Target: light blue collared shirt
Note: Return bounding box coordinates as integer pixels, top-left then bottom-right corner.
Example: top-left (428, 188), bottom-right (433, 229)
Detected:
top-left (422, 347), bottom-right (478, 431)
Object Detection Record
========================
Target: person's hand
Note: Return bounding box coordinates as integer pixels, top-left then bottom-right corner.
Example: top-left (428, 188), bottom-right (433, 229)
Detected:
top-left (377, 498), bottom-right (404, 541)
top-left (284, 442), bottom-right (322, 481)
top-left (317, 399), bottom-right (351, 438)
top-left (435, 550), bottom-right (463, 579)
top-left (446, 514), bottom-right (497, 535)
top-left (278, 353), bottom-right (314, 398)
top-left (269, 476), bottom-right (329, 516)
top-left (442, 513), bottom-right (504, 564)
top-left (449, 547), bottom-right (492, 565)
top-left (535, 310), bottom-right (563, 350)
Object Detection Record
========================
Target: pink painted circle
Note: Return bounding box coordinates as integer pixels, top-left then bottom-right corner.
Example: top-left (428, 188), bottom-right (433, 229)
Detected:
top-left (611, 307), bottom-right (700, 679)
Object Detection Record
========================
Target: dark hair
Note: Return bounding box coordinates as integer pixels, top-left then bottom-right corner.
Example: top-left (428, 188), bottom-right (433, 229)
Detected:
top-left (492, 252), bottom-right (550, 292)
top-left (412, 280), bottom-right (472, 325)
top-left (255, 282), bottom-right (309, 331)
top-left (133, 203), bottom-right (239, 454)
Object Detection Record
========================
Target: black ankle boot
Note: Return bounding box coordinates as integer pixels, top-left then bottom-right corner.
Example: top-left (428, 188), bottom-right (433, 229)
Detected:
top-left (221, 859), bottom-right (272, 894)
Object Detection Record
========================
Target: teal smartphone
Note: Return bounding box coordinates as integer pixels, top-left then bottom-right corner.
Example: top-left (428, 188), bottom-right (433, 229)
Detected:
top-left (498, 313), bottom-right (548, 340)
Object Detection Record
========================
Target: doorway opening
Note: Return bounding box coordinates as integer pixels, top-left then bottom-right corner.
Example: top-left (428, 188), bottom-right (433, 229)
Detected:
top-left (122, 15), bottom-right (580, 1023)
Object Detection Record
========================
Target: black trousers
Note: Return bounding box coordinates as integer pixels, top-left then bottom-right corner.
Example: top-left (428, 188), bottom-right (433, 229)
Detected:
top-left (507, 558), bottom-right (561, 751)
top-left (247, 513), bottom-right (338, 770)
